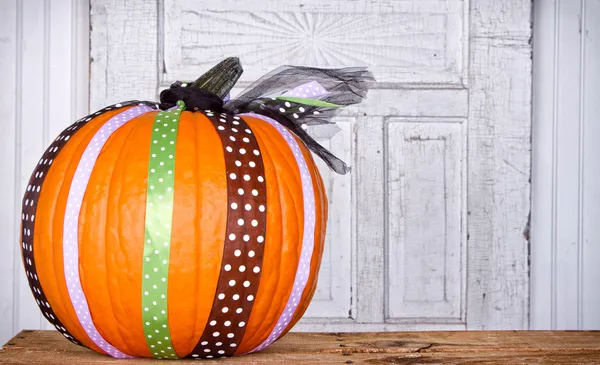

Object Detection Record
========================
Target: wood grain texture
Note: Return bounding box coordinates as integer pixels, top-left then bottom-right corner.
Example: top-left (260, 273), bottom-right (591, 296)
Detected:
top-left (355, 117), bottom-right (386, 324)
top-left (2, 330), bottom-right (600, 364)
top-left (466, 0), bottom-right (532, 329)
top-left (387, 121), bottom-right (465, 322)
top-left (90, 0), bottom-right (158, 110)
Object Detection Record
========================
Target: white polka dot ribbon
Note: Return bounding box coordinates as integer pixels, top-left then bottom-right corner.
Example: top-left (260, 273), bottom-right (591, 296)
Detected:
top-left (187, 111), bottom-right (267, 359)
top-left (21, 101), bottom-right (156, 347)
top-left (141, 101), bottom-right (186, 359)
top-left (239, 113), bottom-right (316, 354)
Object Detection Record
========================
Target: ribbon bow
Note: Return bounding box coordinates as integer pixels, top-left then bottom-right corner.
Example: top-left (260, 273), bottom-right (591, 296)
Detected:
top-left (159, 63), bottom-right (374, 175)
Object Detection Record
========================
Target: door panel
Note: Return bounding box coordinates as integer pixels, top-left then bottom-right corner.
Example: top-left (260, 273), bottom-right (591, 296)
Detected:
top-left (299, 120), bottom-right (354, 319)
top-left (162, 0), bottom-right (464, 85)
top-left (386, 121), bottom-right (465, 322)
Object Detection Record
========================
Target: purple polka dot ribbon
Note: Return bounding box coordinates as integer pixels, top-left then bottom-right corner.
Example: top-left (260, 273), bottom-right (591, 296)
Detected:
top-left (239, 113), bottom-right (316, 354)
top-left (281, 81), bottom-right (328, 98)
top-left (20, 101), bottom-right (156, 348)
top-left (62, 105), bottom-right (153, 358)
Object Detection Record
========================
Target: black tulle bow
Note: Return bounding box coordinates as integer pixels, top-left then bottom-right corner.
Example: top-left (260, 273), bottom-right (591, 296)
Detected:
top-left (160, 66), bottom-right (374, 174)
top-left (160, 81), bottom-right (224, 112)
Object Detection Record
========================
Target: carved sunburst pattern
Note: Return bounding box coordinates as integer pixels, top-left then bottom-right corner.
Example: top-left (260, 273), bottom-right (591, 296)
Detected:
top-left (163, 2), bottom-right (464, 84)
top-left (181, 11), bottom-right (446, 67)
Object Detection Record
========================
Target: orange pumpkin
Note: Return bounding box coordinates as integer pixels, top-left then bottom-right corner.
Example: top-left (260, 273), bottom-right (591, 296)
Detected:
top-left (20, 58), bottom-right (371, 359)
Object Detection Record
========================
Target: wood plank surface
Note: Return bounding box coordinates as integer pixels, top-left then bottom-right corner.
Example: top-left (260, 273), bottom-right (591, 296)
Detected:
top-left (1, 331), bottom-right (599, 364)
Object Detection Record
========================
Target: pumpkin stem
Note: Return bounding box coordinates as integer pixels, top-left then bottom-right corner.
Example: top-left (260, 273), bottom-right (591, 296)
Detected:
top-left (191, 57), bottom-right (243, 100)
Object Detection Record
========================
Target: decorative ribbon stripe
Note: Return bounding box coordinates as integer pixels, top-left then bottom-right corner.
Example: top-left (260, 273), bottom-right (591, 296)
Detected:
top-left (63, 105), bottom-right (153, 358)
top-left (240, 113), bottom-right (316, 354)
top-left (187, 111), bottom-right (267, 359)
top-left (141, 101), bottom-right (186, 359)
top-left (20, 101), bottom-right (152, 347)
top-left (275, 96), bottom-right (341, 108)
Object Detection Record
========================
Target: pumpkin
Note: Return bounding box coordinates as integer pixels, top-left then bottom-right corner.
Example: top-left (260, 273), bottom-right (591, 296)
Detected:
top-left (20, 58), bottom-right (372, 359)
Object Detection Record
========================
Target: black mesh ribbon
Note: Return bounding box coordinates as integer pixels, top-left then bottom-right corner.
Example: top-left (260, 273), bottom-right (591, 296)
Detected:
top-left (160, 66), bottom-right (374, 174)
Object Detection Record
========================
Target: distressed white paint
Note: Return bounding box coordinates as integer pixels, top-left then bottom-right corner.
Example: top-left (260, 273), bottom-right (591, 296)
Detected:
top-left (0, 0), bottom-right (90, 345)
top-left (531, 0), bottom-right (600, 330)
top-left (89, 0), bottom-right (158, 110)
top-left (163, 0), bottom-right (465, 85)
top-left (304, 120), bottom-right (354, 319)
top-left (89, 0), bottom-right (532, 332)
top-left (353, 116), bottom-right (386, 325)
top-left (466, 1), bottom-right (531, 330)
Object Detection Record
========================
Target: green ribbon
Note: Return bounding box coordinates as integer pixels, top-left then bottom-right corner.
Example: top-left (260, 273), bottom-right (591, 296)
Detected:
top-left (141, 100), bottom-right (185, 359)
top-left (275, 96), bottom-right (342, 108)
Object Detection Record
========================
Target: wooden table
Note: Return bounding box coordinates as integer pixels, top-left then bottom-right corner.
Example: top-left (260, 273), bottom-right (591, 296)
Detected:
top-left (1, 330), bottom-right (600, 364)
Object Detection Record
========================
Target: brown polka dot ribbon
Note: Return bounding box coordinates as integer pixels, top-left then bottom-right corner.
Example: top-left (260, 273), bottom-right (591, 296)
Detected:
top-left (20, 101), bottom-right (159, 346)
top-left (187, 111), bottom-right (267, 359)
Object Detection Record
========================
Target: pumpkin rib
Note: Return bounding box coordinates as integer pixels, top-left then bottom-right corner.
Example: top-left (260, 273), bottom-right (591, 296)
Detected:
top-left (114, 117), bottom-right (148, 352)
top-left (189, 112), bottom-right (202, 353)
top-left (79, 109), bottom-right (158, 357)
top-left (264, 154), bottom-right (308, 336)
top-left (38, 108), bottom-right (128, 354)
top-left (188, 112), bottom-right (203, 352)
top-left (23, 102), bottom-right (146, 350)
top-left (101, 112), bottom-right (149, 356)
top-left (174, 111), bottom-right (201, 357)
top-left (52, 114), bottom-right (127, 351)
top-left (68, 106), bottom-right (153, 357)
top-left (168, 111), bottom-right (228, 357)
top-left (102, 121), bottom-right (135, 355)
top-left (285, 141), bottom-right (328, 332)
top-left (249, 137), bottom-right (299, 333)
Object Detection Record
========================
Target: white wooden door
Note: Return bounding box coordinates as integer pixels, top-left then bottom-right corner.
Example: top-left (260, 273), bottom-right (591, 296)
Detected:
top-left (87, 0), bottom-right (532, 331)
